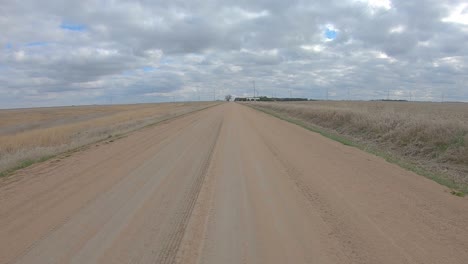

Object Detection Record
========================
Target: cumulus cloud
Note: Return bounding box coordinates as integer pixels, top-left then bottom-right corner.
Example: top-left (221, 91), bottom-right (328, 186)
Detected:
top-left (0, 0), bottom-right (467, 107)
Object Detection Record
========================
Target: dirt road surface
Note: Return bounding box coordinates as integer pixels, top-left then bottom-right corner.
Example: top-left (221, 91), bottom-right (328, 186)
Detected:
top-left (1, 103), bottom-right (467, 264)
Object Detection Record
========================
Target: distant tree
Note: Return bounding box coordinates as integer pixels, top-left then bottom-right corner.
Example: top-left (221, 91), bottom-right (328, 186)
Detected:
top-left (225, 94), bottom-right (232, 101)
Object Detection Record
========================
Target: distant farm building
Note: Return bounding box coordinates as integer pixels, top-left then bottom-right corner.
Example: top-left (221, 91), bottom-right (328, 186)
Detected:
top-left (234, 96), bottom-right (308, 102)
top-left (234, 97), bottom-right (260, 101)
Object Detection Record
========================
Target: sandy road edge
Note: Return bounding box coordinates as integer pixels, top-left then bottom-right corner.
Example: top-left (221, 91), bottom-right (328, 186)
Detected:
top-left (0, 102), bottom-right (224, 180)
top-left (244, 102), bottom-right (467, 197)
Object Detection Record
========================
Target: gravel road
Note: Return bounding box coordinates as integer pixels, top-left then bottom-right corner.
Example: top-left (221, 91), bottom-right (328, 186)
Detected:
top-left (1, 103), bottom-right (467, 264)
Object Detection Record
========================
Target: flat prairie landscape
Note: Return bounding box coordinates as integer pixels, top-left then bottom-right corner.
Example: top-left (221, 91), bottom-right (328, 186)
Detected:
top-left (0, 102), bottom-right (467, 264)
top-left (250, 101), bottom-right (468, 193)
top-left (0, 102), bottom-right (217, 174)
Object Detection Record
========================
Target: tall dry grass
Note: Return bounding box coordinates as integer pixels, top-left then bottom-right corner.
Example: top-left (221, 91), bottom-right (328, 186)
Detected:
top-left (250, 101), bottom-right (468, 188)
top-left (0, 102), bottom-right (216, 174)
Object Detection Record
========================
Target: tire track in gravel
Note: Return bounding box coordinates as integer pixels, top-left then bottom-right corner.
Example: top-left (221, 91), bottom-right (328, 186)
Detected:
top-left (155, 119), bottom-right (223, 264)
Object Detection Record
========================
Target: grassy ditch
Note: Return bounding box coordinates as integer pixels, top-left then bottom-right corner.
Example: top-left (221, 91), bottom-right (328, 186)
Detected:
top-left (248, 102), bottom-right (468, 196)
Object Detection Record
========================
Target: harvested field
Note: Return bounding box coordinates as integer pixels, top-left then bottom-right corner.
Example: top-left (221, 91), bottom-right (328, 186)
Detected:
top-left (0, 102), bottom-right (217, 174)
top-left (248, 101), bottom-right (468, 193)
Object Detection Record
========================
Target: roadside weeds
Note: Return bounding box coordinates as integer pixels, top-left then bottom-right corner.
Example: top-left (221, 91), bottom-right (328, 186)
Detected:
top-left (247, 104), bottom-right (467, 197)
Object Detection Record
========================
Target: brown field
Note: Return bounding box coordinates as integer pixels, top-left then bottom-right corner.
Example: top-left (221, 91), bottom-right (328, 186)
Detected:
top-left (249, 101), bottom-right (468, 192)
top-left (0, 102), bottom-right (217, 174)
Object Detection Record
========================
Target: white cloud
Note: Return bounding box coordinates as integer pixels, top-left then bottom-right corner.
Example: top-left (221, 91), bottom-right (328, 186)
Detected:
top-left (417, 41), bottom-right (431, 47)
top-left (1, 0), bottom-right (468, 107)
top-left (354, 0), bottom-right (392, 13)
top-left (389, 25), bottom-right (405, 34)
top-left (13, 50), bottom-right (26, 61)
top-left (221, 7), bottom-right (269, 25)
top-left (376, 51), bottom-right (397, 63)
top-left (301, 45), bottom-right (325, 52)
top-left (443, 3), bottom-right (468, 25)
top-left (368, 0), bottom-right (392, 10)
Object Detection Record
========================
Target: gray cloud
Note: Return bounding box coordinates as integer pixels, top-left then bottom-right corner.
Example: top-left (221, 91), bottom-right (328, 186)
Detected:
top-left (1, 0), bottom-right (467, 108)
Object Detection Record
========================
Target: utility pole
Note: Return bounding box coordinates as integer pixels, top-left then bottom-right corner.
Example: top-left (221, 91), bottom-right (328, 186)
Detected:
top-left (326, 88), bottom-right (329, 100)
top-left (213, 87), bottom-right (216, 101)
top-left (347, 87), bottom-right (350, 101)
top-left (252, 80), bottom-right (256, 98)
top-left (387, 87), bottom-right (390, 100)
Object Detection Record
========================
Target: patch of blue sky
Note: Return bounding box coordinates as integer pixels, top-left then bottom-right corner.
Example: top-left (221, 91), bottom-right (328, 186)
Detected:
top-left (5, 43), bottom-right (13, 49)
top-left (143, 66), bottom-right (155, 72)
top-left (325, 28), bottom-right (337, 40)
top-left (26, 41), bottom-right (49, 47)
top-left (60, 22), bottom-right (86, 31)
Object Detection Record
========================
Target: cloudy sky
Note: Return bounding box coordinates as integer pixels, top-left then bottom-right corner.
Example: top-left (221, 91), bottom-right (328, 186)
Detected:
top-left (1, 0), bottom-right (467, 108)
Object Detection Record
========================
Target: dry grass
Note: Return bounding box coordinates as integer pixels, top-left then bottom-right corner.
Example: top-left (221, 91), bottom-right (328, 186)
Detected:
top-left (0, 102), bottom-right (217, 174)
top-left (249, 101), bottom-right (468, 191)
